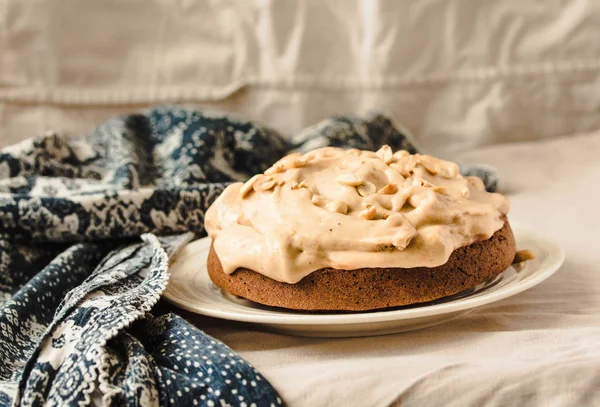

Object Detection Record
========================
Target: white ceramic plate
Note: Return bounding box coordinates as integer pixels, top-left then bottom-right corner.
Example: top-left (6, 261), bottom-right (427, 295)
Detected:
top-left (163, 229), bottom-right (565, 338)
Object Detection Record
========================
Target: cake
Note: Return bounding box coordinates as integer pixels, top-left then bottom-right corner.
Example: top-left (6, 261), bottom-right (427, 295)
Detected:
top-left (204, 146), bottom-right (516, 311)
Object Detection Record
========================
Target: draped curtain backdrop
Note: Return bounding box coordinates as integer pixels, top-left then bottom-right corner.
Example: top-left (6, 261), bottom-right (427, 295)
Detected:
top-left (1, 0), bottom-right (600, 153)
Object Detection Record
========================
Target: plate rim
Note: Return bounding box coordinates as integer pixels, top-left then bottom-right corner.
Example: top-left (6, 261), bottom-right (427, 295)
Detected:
top-left (163, 229), bottom-right (565, 326)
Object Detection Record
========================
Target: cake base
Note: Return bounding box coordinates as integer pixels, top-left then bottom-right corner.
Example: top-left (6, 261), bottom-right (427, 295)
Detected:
top-left (207, 221), bottom-right (516, 311)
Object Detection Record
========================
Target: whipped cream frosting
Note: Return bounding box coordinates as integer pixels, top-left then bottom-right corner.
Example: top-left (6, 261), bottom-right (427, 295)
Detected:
top-left (204, 146), bottom-right (510, 284)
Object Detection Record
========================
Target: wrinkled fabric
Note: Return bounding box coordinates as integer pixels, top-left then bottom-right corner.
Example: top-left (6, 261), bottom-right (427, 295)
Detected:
top-left (1, 1), bottom-right (600, 153)
top-left (0, 107), bottom-right (297, 406)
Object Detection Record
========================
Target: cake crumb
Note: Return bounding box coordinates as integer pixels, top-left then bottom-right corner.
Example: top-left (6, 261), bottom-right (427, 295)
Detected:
top-left (513, 249), bottom-right (536, 264)
top-left (512, 249), bottom-right (536, 271)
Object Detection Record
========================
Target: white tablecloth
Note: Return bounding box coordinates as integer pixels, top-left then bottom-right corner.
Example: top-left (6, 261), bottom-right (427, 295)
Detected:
top-left (185, 132), bottom-right (600, 406)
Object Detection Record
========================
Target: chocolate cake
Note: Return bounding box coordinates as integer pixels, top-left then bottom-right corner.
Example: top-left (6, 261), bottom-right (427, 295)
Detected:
top-left (204, 146), bottom-right (516, 311)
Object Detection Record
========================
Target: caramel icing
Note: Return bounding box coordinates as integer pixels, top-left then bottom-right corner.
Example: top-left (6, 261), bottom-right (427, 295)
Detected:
top-left (204, 146), bottom-right (510, 284)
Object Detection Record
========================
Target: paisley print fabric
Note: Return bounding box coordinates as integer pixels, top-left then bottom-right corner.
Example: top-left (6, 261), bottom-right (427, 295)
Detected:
top-left (0, 106), bottom-right (495, 406)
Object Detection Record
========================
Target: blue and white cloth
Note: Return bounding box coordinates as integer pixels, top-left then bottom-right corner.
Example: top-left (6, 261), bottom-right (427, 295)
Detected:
top-left (0, 106), bottom-right (495, 406)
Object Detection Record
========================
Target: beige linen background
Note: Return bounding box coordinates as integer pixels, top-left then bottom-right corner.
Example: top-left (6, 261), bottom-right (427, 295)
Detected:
top-left (2, 0), bottom-right (600, 154)
top-left (2, 1), bottom-right (600, 406)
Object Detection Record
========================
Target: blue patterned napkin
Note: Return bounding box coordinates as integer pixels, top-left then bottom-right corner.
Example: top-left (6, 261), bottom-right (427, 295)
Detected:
top-left (0, 106), bottom-right (496, 406)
